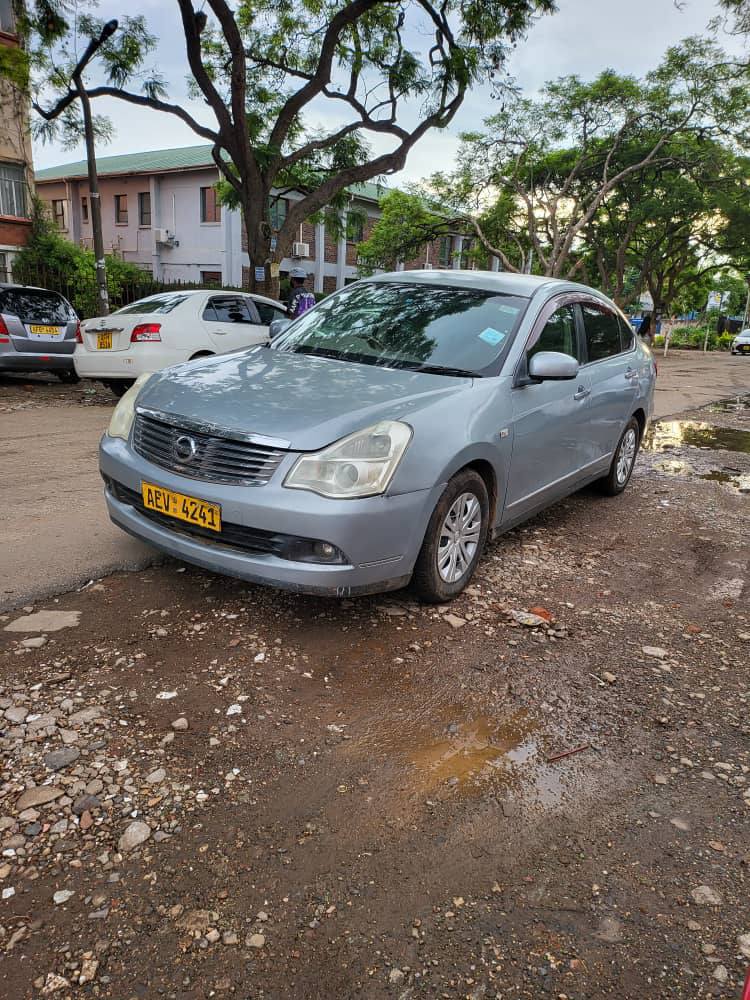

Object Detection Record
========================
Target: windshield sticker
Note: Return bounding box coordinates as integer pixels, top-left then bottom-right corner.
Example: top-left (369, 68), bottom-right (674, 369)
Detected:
top-left (479, 327), bottom-right (506, 346)
top-left (497, 304), bottom-right (520, 315)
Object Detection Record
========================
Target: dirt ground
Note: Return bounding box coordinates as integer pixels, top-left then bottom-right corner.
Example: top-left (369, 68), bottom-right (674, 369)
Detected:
top-left (1, 374), bottom-right (749, 997)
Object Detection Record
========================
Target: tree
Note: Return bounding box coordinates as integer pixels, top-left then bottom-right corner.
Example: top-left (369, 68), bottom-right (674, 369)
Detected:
top-left (16, 0), bottom-right (556, 295)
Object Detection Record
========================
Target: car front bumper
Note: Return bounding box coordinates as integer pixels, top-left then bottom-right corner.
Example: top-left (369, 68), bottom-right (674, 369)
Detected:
top-left (99, 433), bottom-right (441, 596)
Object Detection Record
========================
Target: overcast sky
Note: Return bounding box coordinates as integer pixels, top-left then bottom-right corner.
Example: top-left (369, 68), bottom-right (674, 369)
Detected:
top-left (32, 0), bottom-right (743, 184)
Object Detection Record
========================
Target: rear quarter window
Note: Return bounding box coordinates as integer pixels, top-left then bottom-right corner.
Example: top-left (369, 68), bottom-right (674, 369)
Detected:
top-left (0, 289), bottom-right (74, 324)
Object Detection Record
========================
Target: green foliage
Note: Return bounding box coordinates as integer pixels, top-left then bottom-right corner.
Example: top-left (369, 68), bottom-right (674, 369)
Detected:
top-left (356, 191), bottom-right (457, 275)
top-left (12, 200), bottom-right (162, 318)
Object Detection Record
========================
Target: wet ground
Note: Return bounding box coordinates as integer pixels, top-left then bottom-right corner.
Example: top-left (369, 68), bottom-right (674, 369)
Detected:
top-left (1, 390), bottom-right (749, 998)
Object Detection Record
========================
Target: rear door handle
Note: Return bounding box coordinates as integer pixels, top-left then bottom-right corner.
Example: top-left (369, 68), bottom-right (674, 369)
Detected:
top-left (212, 330), bottom-right (229, 335)
top-left (625, 367), bottom-right (639, 381)
top-left (573, 386), bottom-right (590, 400)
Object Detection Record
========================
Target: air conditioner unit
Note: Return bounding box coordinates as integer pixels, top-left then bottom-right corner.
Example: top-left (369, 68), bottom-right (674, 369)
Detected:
top-left (154, 228), bottom-right (174, 244)
top-left (292, 241), bottom-right (310, 258)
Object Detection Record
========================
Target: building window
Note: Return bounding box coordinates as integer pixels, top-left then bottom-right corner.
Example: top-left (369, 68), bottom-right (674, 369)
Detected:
top-left (0, 251), bottom-right (10, 282)
top-left (347, 215), bottom-right (365, 244)
top-left (51, 199), bottom-right (67, 229)
top-left (200, 270), bottom-right (222, 285)
top-left (138, 191), bottom-right (151, 227)
top-left (114, 194), bottom-right (128, 224)
top-left (0, 163), bottom-right (27, 218)
top-left (268, 197), bottom-right (287, 231)
top-left (81, 196), bottom-right (89, 223)
top-left (0, 0), bottom-right (15, 33)
top-left (200, 186), bottom-right (221, 224)
top-left (438, 236), bottom-right (452, 267)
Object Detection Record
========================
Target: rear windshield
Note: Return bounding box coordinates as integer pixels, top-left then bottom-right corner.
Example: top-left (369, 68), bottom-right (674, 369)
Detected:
top-left (114, 294), bottom-right (189, 315)
top-left (0, 289), bottom-right (75, 324)
top-left (273, 281), bottom-right (528, 377)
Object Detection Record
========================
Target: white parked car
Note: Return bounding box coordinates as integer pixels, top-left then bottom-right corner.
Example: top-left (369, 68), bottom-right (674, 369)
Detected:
top-left (731, 328), bottom-right (750, 356)
top-left (75, 289), bottom-right (287, 396)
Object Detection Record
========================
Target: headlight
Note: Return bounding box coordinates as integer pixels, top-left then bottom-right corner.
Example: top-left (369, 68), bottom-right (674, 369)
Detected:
top-left (106, 373), bottom-right (153, 440)
top-left (284, 421), bottom-right (412, 499)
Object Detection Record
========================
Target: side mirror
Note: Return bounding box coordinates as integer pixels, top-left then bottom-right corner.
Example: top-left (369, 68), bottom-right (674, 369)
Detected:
top-left (269, 317), bottom-right (291, 339)
top-left (527, 351), bottom-right (579, 381)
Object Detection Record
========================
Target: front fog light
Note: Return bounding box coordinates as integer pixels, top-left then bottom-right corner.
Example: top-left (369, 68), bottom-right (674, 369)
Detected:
top-left (284, 421), bottom-right (412, 499)
top-left (107, 373), bottom-right (153, 440)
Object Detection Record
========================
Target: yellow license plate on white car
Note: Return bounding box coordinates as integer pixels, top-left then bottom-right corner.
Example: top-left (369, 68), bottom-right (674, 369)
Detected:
top-left (97, 331), bottom-right (113, 349)
top-left (141, 482), bottom-right (222, 532)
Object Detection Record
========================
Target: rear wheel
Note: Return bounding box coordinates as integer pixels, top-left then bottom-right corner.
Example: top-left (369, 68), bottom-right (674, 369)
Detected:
top-left (411, 469), bottom-right (489, 603)
top-left (56, 370), bottom-right (80, 385)
top-left (101, 379), bottom-right (135, 398)
top-left (596, 417), bottom-right (640, 496)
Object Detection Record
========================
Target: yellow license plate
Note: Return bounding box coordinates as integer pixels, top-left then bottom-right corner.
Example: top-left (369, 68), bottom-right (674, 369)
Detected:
top-left (29, 325), bottom-right (61, 335)
top-left (141, 482), bottom-right (222, 532)
top-left (97, 332), bottom-right (113, 350)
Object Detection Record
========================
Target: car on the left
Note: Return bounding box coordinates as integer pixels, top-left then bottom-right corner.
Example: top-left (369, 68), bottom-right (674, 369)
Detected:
top-left (0, 283), bottom-right (80, 382)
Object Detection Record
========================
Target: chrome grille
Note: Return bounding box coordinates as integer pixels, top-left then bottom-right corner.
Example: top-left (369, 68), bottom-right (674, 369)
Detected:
top-left (132, 409), bottom-right (287, 486)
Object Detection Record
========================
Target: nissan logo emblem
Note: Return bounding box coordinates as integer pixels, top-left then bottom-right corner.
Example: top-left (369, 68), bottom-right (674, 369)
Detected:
top-left (173, 435), bottom-right (197, 462)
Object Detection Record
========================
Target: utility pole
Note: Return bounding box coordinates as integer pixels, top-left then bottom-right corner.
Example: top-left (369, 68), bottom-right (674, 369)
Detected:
top-left (37, 19), bottom-right (118, 316)
top-left (743, 273), bottom-right (750, 331)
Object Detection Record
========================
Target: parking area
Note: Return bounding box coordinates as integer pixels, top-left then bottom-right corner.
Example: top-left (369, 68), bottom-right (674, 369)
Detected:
top-left (0, 354), bottom-right (749, 998)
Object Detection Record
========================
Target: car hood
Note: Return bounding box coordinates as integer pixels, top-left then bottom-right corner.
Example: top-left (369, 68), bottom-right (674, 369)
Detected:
top-left (136, 346), bottom-right (473, 451)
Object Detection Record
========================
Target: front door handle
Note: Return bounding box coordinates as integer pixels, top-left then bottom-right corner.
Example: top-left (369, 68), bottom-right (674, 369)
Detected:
top-left (573, 386), bottom-right (590, 400)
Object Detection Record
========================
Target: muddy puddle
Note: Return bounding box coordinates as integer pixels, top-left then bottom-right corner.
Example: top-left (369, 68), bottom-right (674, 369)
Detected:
top-left (653, 459), bottom-right (750, 494)
top-left (373, 712), bottom-right (572, 805)
top-left (643, 420), bottom-right (750, 455)
top-left (704, 394), bottom-right (750, 414)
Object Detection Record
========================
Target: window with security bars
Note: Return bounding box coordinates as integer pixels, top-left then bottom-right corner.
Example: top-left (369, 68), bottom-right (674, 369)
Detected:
top-left (0, 163), bottom-right (27, 218)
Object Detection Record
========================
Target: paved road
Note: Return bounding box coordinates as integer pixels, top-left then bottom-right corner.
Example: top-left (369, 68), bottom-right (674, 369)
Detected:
top-left (1, 349), bottom-right (748, 611)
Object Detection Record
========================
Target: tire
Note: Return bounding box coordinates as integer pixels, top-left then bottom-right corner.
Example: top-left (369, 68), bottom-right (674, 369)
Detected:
top-left (56, 370), bottom-right (80, 385)
top-left (596, 417), bottom-right (640, 496)
top-left (411, 469), bottom-right (490, 603)
top-left (101, 379), bottom-right (135, 399)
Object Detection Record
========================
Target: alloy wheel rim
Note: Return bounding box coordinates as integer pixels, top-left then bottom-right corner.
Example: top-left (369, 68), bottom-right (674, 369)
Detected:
top-left (616, 428), bottom-right (637, 484)
top-left (437, 491), bottom-right (482, 583)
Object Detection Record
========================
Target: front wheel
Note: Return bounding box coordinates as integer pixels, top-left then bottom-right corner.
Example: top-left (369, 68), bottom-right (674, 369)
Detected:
top-left (596, 417), bottom-right (640, 496)
top-left (101, 379), bottom-right (135, 399)
top-left (411, 469), bottom-right (490, 603)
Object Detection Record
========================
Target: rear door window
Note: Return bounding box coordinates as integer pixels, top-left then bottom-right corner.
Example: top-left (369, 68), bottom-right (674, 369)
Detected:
top-left (0, 289), bottom-right (74, 324)
top-left (255, 301), bottom-right (285, 325)
top-left (581, 303), bottom-right (623, 362)
top-left (527, 304), bottom-right (581, 362)
top-left (204, 296), bottom-right (260, 324)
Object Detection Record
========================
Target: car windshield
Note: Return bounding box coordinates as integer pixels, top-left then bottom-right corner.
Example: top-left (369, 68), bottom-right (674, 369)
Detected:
top-left (114, 294), bottom-right (190, 315)
top-left (272, 281), bottom-right (527, 376)
top-left (0, 289), bottom-right (74, 323)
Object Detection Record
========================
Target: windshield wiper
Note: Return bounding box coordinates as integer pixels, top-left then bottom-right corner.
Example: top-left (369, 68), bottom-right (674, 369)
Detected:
top-left (286, 344), bottom-right (349, 361)
top-left (404, 363), bottom-right (478, 378)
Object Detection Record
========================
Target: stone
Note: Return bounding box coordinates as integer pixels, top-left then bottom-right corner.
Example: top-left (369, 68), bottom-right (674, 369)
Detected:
top-left (20, 635), bottom-right (48, 649)
top-left (691, 885), bottom-right (722, 906)
top-left (53, 889), bottom-right (75, 905)
top-left (41, 973), bottom-right (70, 994)
top-left (602, 671), bottom-right (617, 684)
top-left (712, 965), bottom-right (728, 984)
top-left (67, 706), bottom-right (104, 727)
top-left (670, 818), bottom-right (690, 832)
top-left (247, 933), bottom-right (266, 948)
top-left (171, 717), bottom-right (189, 731)
top-left (511, 610), bottom-right (549, 628)
top-left (642, 645), bottom-right (667, 659)
top-left (205, 928), bottom-right (221, 943)
top-left (4, 706), bottom-right (28, 724)
top-left (146, 768), bottom-right (166, 784)
top-left (79, 958), bottom-right (99, 984)
top-left (16, 786), bottom-right (64, 811)
top-left (4, 610), bottom-right (81, 632)
top-left (222, 931), bottom-right (238, 945)
top-left (72, 795), bottom-right (101, 815)
top-left (443, 614), bottom-right (467, 629)
top-left (389, 968), bottom-right (406, 986)
top-left (44, 747), bottom-right (80, 772)
top-left (59, 729), bottom-right (79, 745)
top-left (738, 932), bottom-right (750, 959)
top-left (118, 820), bottom-right (151, 853)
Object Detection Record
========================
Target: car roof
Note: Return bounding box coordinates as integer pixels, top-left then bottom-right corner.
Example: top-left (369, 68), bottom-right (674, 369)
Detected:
top-left (131, 288), bottom-right (284, 308)
top-left (0, 283), bottom-right (66, 294)
top-left (363, 269), bottom-right (598, 300)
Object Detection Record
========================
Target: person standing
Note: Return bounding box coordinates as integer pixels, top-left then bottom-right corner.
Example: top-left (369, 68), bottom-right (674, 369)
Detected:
top-left (287, 267), bottom-right (316, 318)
